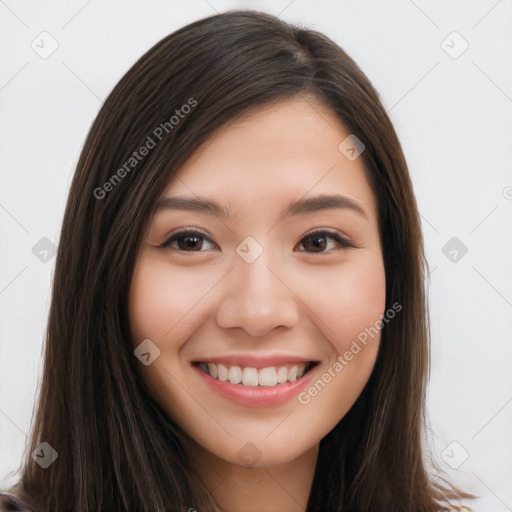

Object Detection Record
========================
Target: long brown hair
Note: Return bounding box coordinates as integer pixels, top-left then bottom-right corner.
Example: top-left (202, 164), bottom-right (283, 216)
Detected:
top-left (9, 9), bottom-right (473, 511)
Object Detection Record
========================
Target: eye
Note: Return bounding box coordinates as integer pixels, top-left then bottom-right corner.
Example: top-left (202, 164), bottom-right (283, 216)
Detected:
top-left (158, 229), bottom-right (355, 254)
top-left (295, 230), bottom-right (355, 253)
top-left (159, 230), bottom-right (217, 252)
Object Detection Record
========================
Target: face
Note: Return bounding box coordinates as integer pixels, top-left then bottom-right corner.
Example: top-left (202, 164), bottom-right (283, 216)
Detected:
top-left (128, 97), bottom-right (386, 468)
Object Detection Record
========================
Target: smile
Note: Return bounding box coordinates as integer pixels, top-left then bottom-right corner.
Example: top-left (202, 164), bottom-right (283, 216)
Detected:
top-left (192, 358), bottom-right (319, 407)
top-left (197, 362), bottom-right (313, 387)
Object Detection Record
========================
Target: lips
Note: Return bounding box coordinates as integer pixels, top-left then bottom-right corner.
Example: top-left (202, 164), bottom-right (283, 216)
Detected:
top-left (192, 356), bottom-right (319, 407)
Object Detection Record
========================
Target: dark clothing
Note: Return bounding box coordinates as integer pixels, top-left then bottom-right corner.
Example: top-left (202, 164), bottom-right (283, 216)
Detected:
top-left (0, 492), bottom-right (35, 512)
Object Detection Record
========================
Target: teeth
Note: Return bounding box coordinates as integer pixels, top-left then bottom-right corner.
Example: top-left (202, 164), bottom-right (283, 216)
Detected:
top-left (277, 366), bottom-right (288, 384)
top-left (217, 363), bottom-right (228, 382)
top-left (199, 362), bottom-right (310, 386)
top-left (258, 367), bottom-right (277, 386)
top-left (207, 363), bottom-right (218, 379)
top-left (242, 367), bottom-right (259, 386)
top-left (228, 365), bottom-right (242, 384)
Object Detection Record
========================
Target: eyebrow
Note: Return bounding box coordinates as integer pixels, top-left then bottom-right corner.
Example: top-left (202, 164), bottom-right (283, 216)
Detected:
top-left (155, 193), bottom-right (368, 221)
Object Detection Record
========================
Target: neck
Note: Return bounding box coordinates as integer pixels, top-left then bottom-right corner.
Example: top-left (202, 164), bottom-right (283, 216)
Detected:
top-left (184, 439), bottom-right (319, 512)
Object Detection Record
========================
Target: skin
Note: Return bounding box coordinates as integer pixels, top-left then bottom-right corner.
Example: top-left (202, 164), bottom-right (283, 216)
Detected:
top-left (128, 96), bottom-right (386, 512)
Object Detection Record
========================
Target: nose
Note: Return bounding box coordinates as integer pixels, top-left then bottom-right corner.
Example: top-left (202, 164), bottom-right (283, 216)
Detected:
top-left (215, 249), bottom-right (299, 337)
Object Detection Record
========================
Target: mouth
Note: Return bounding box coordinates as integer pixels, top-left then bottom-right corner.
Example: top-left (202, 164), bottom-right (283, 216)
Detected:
top-left (194, 361), bottom-right (316, 387)
top-left (191, 359), bottom-right (319, 407)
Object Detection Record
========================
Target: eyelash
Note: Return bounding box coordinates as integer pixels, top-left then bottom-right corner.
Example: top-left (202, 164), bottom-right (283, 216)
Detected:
top-left (158, 228), bottom-right (356, 254)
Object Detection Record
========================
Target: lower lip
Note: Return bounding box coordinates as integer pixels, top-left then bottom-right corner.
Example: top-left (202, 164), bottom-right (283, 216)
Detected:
top-left (193, 364), bottom-right (317, 407)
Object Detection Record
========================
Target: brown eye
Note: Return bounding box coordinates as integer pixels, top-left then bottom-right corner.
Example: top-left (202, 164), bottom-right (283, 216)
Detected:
top-left (160, 231), bottom-right (216, 252)
top-left (176, 235), bottom-right (203, 251)
top-left (297, 231), bottom-right (354, 253)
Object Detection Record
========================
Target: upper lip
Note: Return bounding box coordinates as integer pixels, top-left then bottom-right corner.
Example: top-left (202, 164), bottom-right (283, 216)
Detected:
top-left (192, 354), bottom-right (317, 369)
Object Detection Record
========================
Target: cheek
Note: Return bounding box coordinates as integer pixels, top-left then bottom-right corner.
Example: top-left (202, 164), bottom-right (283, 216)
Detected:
top-left (337, 261), bottom-right (386, 341)
top-left (294, 257), bottom-right (386, 427)
top-left (128, 258), bottom-right (210, 345)
top-left (127, 258), bottom-right (205, 417)
top-left (128, 262), bottom-right (169, 345)
top-left (301, 254), bottom-right (387, 352)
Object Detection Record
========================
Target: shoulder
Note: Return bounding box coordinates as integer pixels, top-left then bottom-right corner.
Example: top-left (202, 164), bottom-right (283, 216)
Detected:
top-left (0, 492), bottom-right (36, 512)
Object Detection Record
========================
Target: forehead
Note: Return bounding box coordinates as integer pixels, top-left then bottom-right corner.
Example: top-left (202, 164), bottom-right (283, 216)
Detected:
top-left (163, 97), bottom-right (378, 223)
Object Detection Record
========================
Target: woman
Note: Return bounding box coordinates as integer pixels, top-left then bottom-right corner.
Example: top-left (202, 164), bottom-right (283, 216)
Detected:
top-left (1, 9), bottom-right (474, 511)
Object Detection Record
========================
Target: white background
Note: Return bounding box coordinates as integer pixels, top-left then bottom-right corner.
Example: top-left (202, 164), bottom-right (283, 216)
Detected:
top-left (1, 1), bottom-right (511, 510)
